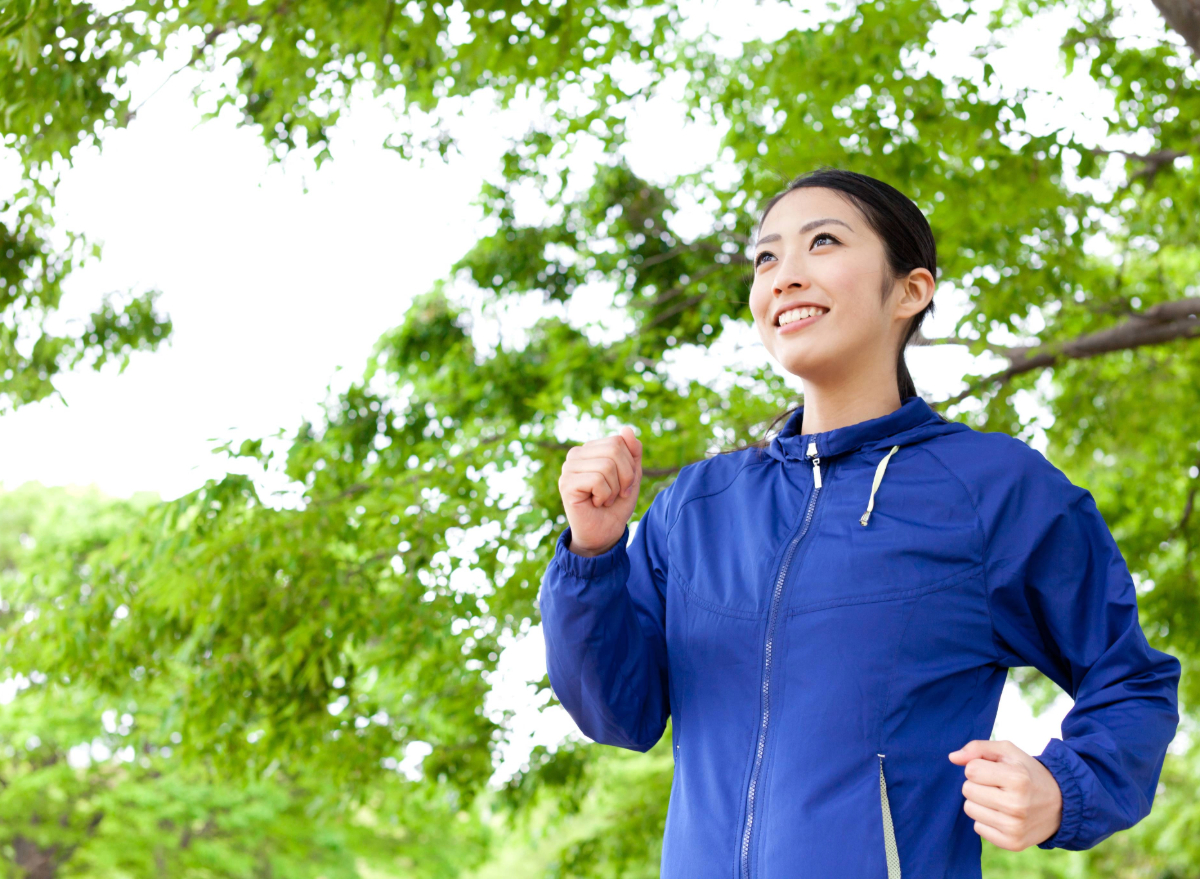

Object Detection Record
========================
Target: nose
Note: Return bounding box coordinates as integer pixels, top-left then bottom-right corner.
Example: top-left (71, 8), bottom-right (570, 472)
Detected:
top-left (772, 251), bottom-right (809, 296)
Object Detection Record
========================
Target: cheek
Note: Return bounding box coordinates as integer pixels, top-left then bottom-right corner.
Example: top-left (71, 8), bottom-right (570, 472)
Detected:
top-left (815, 264), bottom-right (884, 325)
top-left (814, 260), bottom-right (864, 299)
top-left (748, 277), bottom-right (771, 323)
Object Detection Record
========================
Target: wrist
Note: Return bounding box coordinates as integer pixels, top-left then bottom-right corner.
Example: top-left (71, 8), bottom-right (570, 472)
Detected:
top-left (569, 534), bottom-right (621, 557)
top-left (552, 525), bottom-right (630, 580)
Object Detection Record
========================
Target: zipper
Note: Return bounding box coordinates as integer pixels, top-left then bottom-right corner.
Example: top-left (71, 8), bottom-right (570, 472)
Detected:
top-left (739, 439), bottom-right (824, 879)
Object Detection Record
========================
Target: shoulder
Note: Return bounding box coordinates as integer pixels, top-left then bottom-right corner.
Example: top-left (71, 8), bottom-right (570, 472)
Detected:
top-left (919, 426), bottom-right (1093, 545)
top-left (920, 426), bottom-right (1081, 496)
top-left (644, 444), bottom-right (770, 524)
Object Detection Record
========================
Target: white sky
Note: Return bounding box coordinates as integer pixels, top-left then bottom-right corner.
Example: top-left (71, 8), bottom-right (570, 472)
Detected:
top-left (4, 0), bottom-right (1179, 782)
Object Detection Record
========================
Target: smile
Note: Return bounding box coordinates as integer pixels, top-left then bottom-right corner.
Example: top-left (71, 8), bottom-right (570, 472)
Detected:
top-left (776, 306), bottom-right (828, 334)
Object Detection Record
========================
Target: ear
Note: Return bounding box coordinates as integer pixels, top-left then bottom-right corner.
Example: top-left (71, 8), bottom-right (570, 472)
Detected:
top-left (892, 267), bottom-right (935, 320)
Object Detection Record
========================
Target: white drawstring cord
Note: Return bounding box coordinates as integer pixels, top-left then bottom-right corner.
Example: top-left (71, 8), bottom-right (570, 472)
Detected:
top-left (860, 445), bottom-right (901, 527)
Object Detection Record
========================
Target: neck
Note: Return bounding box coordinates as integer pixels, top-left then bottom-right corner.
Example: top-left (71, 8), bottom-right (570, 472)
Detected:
top-left (798, 367), bottom-right (903, 436)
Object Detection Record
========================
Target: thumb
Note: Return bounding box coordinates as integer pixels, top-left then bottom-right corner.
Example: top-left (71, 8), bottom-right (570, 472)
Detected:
top-left (618, 425), bottom-right (642, 497)
top-left (948, 739), bottom-right (1009, 765)
top-left (618, 424), bottom-right (642, 464)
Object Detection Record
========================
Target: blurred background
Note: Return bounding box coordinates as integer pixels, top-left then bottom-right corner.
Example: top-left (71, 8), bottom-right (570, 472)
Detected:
top-left (0, 0), bottom-right (1196, 874)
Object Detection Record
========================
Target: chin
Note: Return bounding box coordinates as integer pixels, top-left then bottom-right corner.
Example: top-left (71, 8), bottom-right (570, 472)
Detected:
top-left (774, 353), bottom-right (822, 381)
top-left (772, 345), bottom-right (830, 372)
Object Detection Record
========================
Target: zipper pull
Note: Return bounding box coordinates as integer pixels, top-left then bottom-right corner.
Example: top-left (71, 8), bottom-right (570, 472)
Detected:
top-left (807, 440), bottom-right (822, 489)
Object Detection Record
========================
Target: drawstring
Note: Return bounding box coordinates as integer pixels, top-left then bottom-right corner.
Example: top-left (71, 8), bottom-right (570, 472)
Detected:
top-left (860, 445), bottom-right (901, 527)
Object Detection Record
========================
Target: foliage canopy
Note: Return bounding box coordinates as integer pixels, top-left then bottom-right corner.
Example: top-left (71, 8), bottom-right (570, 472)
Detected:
top-left (2, 0), bottom-right (1199, 874)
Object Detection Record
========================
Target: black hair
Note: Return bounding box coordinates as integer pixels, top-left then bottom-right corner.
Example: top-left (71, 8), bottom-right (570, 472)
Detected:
top-left (719, 166), bottom-right (940, 455)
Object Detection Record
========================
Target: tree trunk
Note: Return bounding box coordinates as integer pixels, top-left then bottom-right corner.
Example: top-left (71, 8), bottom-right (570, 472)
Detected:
top-left (1152, 0), bottom-right (1200, 55)
top-left (13, 837), bottom-right (61, 879)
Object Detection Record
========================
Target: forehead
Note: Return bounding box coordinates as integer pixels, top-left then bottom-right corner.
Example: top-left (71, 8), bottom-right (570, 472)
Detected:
top-left (758, 186), bottom-right (859, 234)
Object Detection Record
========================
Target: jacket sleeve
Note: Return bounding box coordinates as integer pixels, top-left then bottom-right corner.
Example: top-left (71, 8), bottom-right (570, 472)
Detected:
top-left (982, 449), bottom-right (1182, 851)
top-left (536, 482), bottom-right (676, 752)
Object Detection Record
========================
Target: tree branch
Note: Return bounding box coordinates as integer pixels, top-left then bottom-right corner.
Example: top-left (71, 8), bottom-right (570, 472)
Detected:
top-left (1084, 142), bottom-right (1198, 184)
top-left (380, 0), bottom-right (396, 61)
top-left (127, 23), bottom-right (230, 120)
top-left (642, 293), bottom-right (707, 332)
top-left (637, 241), bottom-right (712, 269)
top-left (1173, 454), bottom-right (1200, 536)
top-left (929, 298), bottom-right (1200, 406)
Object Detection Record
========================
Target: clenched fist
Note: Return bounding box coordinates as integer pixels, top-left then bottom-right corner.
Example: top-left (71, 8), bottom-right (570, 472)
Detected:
top-left (948, 739), bottom-right (1063, 850)
top-left (557, 425), bottom-right (643, 557)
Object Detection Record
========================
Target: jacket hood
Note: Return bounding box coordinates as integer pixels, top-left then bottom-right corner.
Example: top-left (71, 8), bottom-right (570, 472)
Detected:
top-left (763, 394), bottom-right (969, 464)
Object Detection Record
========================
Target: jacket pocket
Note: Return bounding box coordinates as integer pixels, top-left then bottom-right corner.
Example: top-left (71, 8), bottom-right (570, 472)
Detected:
top-left (878, 754), bottom-right (901, 879)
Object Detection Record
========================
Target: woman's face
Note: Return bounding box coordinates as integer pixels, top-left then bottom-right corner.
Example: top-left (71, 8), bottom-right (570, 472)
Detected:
top-left (748, 186), bottom-right (924, 386)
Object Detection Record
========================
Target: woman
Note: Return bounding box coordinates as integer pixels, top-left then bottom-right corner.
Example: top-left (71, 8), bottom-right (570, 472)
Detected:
top-left (537, 168), bottom-right (1180, 879)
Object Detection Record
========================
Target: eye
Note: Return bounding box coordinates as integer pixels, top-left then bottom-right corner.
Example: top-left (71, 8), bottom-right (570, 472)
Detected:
top-left (754, 250), bottom-right (775, 268)
top-left (811, 232), bottom-right (840, 248)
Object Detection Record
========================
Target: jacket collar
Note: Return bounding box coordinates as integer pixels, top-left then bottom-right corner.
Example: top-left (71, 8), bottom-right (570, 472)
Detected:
top-left (764, 395), bottom-right (951, 463)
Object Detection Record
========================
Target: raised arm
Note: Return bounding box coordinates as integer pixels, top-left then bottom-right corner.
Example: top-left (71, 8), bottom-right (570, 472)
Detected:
top-left (537, 426), bottom-right (675, 752)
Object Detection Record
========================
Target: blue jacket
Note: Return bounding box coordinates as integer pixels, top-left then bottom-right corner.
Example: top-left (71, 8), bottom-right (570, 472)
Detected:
top-left (537, 395), bottom-right (1181, 879)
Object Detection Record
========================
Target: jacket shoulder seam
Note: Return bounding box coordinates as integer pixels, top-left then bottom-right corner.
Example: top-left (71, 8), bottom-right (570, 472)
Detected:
top-left (913, 443), bottom-right (1003, 666)
top-left (665, 452), bottom-right (769, 539)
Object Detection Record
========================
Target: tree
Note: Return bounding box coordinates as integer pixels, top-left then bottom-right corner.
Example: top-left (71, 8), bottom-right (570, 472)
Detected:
top-left (0, 483), bottom-right (491, 878)
top-left (4, 0), bottom-right (1199, 875)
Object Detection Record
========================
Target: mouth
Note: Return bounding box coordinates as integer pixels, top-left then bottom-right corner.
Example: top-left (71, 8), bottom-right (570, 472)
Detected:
top-left (775, 305), bottom-right (829, 334)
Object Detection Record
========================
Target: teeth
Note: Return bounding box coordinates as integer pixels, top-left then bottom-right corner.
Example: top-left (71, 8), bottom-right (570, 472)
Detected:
top-left (777, 306), bottom-right (828, 326)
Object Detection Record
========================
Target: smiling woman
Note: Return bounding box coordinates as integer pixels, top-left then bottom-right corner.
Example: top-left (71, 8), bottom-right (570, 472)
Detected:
top-left (744, 168), bottom-right (940, 442)
top-left (539, 167), bottom-right (1182, 879)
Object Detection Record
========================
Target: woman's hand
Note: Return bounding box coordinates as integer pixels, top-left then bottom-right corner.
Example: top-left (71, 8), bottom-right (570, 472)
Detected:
top-left (948, 739), bottom-right (1063, 850)
top-left (557, 425), bottom-right (643, 557)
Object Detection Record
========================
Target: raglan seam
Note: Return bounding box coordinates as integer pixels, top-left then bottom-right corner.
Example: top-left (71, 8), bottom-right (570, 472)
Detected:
top-left (655, 451), bottom-right (773, 620)
top-left (549, 453), bottom-right (738, 582)
top-left (664, 452), bottom-right (773, 540)
top-left (550, 451), bottom-right (762, 583)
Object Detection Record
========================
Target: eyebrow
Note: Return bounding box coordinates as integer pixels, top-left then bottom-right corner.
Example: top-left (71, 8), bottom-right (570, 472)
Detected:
top-left (754, 217), bottom-right (854, 249)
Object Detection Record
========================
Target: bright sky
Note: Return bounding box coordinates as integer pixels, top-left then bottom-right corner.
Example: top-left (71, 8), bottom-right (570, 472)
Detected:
top-left (4, 0), bottom-right (1175, 781)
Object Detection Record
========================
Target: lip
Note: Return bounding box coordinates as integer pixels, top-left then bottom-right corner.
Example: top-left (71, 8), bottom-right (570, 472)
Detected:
top-left (771, 300), bottom-right (829, 326)
top-left (775, 308), bottom-right (828, 334)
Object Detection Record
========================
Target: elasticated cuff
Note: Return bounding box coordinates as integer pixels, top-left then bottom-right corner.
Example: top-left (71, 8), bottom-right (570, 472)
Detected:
top-left (551, 525), bottom-right (630, 581)
top-left (1034, 737), bottom-right (1086, 849)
